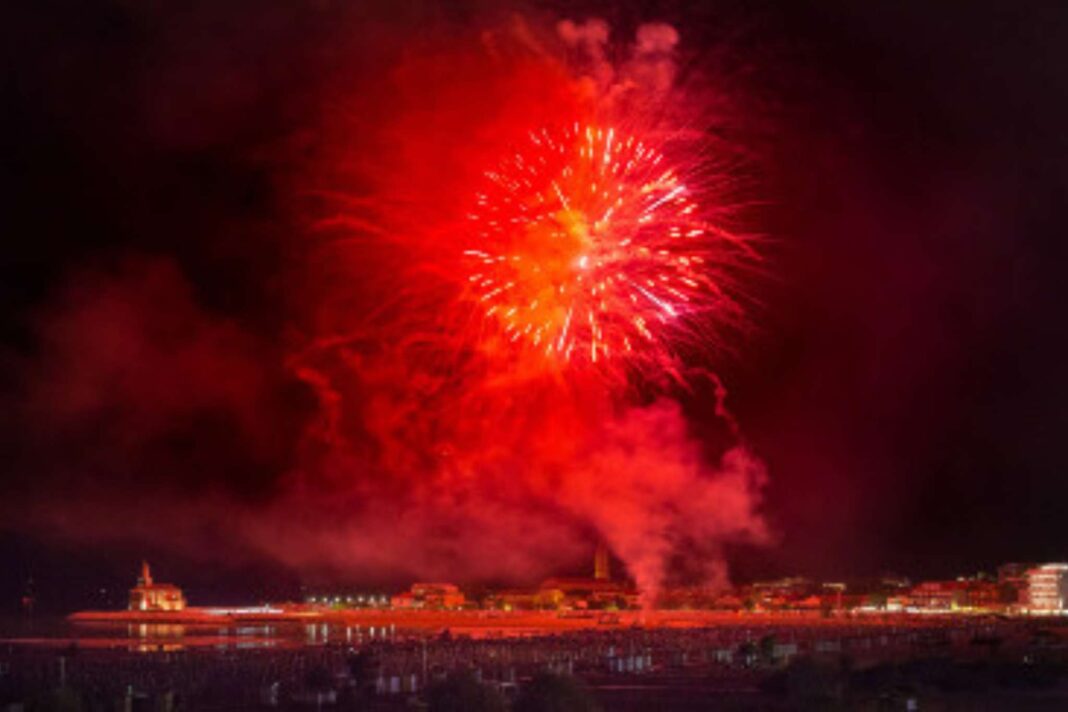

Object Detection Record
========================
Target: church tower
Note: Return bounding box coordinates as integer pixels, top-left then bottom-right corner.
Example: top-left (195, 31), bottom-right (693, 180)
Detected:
top-left (138, 560), bottom-right (153, 587)
top-left (594, 543), bottom-right (610, 581)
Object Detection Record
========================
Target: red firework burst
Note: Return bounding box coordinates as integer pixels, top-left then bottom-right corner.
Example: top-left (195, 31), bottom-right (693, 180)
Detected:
top-left (463, 122), bottom-right (749, 379)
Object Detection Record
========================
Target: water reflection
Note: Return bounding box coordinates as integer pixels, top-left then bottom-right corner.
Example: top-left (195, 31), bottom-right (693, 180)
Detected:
top-left (32, 621), bottom-right (405, 652)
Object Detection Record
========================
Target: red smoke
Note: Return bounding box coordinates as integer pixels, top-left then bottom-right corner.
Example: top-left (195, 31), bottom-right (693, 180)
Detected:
top-left (7, 13), bottom-right (771, 599)
top-left (284, 17), bottom-right (769, 597)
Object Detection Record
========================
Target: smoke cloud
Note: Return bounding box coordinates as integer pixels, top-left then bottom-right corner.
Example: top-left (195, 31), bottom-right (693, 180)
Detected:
top-left (3, 8), bottom-right (771, 597)
top-left (557, 19), bottom-right (682, 106)
top-left (562, 403), bottom-right (769, 601)
top-left (277, 14), bottom-right (770, 595)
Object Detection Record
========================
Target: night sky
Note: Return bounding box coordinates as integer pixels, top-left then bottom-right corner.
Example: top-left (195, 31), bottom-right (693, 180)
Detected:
top-left (2, 0), bottom-right (1067, 612)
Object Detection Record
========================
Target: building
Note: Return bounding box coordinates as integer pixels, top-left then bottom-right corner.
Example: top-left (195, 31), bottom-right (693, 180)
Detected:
top-left (484, 588), bottom-right (541, 611)
top-left (905, 578), bottom-right (1000, 611)
top-left (908, 581), bottom-right (967, 611)
top-left (485, 545), bottom-right (638, 611)
top-left (537, 576), bottom-right (638, 610)
top-left (128, 562), bottom-right (186, 612)
top-left (998, 562), bottom-right (1034, 606)
top-left (1026, 563), bottom-right (1068, 613)
top-left (539, 544), bottom-right (639, 609)
top-left (391, 583), bottom-right (465, 610)
top-left (821, 582), bottom-right (846, 611)
top-left (748, 577), bottom-right (817, 609)
top-left (961, 580), bottom-right (1001, 610)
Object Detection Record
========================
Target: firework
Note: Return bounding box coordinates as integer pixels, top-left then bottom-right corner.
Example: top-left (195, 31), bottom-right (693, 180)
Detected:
top-left (463, 122), bottom-right (747, 380)
top-left (283, 19), bottom-right (770, 598)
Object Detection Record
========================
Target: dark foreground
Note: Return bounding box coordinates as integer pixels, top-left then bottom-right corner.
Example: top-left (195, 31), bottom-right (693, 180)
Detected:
top-left (3, 615), bottom-right (1068, 710)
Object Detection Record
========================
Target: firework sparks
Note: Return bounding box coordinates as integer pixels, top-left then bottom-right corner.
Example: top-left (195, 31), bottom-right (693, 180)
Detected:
top-left (279, 17), bottom-right (770, 598)
top-left (463, 122), bottom-right (746, 379)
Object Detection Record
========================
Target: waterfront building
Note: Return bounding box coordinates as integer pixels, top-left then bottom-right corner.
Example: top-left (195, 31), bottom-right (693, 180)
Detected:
top-left (1026, 563), bottom-right (1068, 613)
top-left (128, 561), bottom-right (186, 612)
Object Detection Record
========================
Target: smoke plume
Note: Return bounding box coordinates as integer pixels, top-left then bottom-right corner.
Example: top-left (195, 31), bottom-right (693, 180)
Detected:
top-left (3, 9), bottom-right (771, 598)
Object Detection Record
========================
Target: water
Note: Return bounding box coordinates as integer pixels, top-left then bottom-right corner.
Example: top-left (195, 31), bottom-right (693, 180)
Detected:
top-left (0, 616), bottom-right (401, 652)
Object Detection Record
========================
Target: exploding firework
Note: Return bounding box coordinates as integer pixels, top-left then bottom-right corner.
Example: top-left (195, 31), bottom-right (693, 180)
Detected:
top-left (462, 121), bottom-right (750, 381)
top-left (276, 18), bottom-right (771, 598)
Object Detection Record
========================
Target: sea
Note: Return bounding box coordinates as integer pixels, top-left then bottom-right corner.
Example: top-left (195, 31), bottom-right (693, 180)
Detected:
top-left (0, 615), bottom-right (400, 652)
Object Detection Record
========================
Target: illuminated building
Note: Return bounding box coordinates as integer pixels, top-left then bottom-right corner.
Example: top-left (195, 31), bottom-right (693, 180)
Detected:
top-left (906, 577), bottom-right (1003, 612)
top-left (822, 582), bottom-right (846, 611)
top-left (537, 576), bottom-right (638, 610)
top-left (748, 577), bottom-right (817, 609)
top-left (1026, 563), bottom-right (1068, 613)
top-left (484, 588), bottom-right (538, 610)
top-left (907, 581), bottom-right (967, 610)
top-left (962, 580), bottom-right (1001, 610)
top-left (128, 562), bottom-right (186, 612)
top-left (486, 546), bottom-right (638, 611)
top-left (391, 583), bottom-right (465, 610)
top-left (997, 562), bottom-right (1033, 605)
top-left (538, 545), bottom-right (637, 610)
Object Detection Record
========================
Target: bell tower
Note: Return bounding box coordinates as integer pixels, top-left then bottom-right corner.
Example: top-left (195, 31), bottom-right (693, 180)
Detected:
top-left (138, 560), bottom-right (153, 587)
top-left (594, 543), bottom-right (610, 581)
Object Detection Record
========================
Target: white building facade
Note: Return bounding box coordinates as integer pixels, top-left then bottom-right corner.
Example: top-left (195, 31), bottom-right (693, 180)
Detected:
top-left (1026, 563), bottom-right (1068, 613)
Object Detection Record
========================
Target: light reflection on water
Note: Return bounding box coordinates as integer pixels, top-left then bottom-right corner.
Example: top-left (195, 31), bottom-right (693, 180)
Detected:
top-left (0, 618), bottom-right (401, 653)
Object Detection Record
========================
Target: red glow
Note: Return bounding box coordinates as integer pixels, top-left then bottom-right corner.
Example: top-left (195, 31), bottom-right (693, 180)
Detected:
top-left (463, 122), bottom-right (746, 379)
top-left (11, 18), bottom-right (771, 601)
top-left (279, 21), bottom-right (770, 601)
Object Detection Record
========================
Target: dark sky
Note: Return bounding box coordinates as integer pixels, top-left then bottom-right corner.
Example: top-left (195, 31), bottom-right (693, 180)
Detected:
top-left (2, 0), bottom-right (1067, 611)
